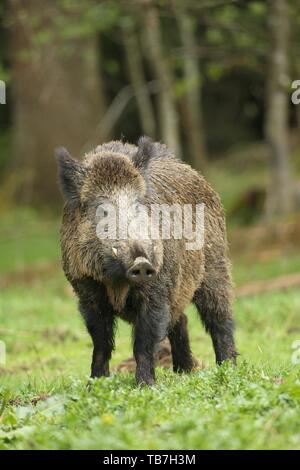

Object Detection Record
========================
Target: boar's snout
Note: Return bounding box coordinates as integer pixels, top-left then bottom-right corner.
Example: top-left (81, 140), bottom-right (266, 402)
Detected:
top-left (126, 257), bottom-right (156, 284)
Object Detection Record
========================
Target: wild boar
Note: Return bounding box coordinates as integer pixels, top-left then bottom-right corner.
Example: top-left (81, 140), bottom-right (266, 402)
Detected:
top-left (56, 137), bottom-right (237, 385)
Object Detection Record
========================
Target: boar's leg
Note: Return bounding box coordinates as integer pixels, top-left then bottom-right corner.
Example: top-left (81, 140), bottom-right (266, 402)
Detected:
top-left (85, 310), bottom-right (116, 378)
top-left (73, 279), bottom-right (116, 378)
top-left (133, 300), bottom-right (170, 386)
top-left (193, 278), bottom-right (238, 365)
top-left (168, 314), bottom-right (194, 373)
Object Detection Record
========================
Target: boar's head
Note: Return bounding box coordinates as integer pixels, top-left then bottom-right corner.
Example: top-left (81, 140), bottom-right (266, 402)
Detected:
top-left (56, 138), bottom-right (163, 287)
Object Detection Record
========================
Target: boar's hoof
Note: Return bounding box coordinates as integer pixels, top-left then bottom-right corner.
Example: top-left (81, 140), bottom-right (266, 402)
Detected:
top-left (136, 370), bottom-right (155, 387)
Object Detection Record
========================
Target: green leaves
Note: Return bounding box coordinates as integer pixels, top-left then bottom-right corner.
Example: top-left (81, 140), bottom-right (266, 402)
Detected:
top-left (1, 363), bottom-right (300, 449)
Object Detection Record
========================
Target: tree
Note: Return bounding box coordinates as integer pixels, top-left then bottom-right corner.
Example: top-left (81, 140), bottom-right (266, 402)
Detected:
top-left (122, 15), bottom-right (156, 139)
top-left (175, 1), bottom-right (207, 171)
top-left (141, 0), bottom-right (181, 157)
top-left (9, 0), bottom-right (107, 205)
top-left (264, 0), bottom-right (294, 217)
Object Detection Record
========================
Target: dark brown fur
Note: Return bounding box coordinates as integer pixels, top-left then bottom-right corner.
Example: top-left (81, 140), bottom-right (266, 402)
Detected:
top-left (56, 137), bottom-right (237, 385)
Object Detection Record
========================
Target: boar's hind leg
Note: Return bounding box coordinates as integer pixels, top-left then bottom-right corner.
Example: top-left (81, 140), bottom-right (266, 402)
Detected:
top-left (193, 277), bottom-right (237, 365)
top-left (168, 314), bottom-right (194, 373)
top-left (74, 279), bottom-right (116, 378)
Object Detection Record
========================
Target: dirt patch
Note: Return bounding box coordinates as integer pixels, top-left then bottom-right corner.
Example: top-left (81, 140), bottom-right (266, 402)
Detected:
top-left (236, 272), bottom-right (300, 298)
top-left (41, 326), bottom-right (81, 343)
top-left (0, 363), bottom-right (31, 376)
top-left (0, 261), bottom-right (61, 289)
top-left (230, 219), bottom-right (300, 259)
top-left (115, 339), bottom-right (204, 373)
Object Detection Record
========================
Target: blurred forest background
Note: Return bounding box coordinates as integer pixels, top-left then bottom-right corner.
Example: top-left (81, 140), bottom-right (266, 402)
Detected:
top-left (0, 0), bottom-right (299, 212)
top-left (0, 0), bottom-right (300, 278)
top-left (1, 1), bottom-right (300, 451)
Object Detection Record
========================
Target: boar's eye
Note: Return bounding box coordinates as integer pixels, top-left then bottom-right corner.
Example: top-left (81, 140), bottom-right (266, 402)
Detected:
top-left (55, 147), bottom-right (86, 209)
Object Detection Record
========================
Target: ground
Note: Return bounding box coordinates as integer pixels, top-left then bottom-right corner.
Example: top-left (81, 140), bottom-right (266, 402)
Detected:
top-left (0, 165), bottom-right (300, 449)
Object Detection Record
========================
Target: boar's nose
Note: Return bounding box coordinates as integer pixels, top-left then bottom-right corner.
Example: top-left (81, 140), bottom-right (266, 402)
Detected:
top-left (126, 257), bottom-right (156, 283)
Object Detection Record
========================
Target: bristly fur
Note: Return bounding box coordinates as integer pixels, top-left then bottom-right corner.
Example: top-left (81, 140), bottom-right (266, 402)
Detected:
top-left (132, 136), bottom-right (160, 171)
top-left (57, 137), bottom-right (237, 386)
top-left (55, 147), bottom-right (86, 209)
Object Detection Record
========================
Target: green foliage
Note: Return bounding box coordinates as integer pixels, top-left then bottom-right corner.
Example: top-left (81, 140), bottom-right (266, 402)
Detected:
top-left (0, 354), bottom-right (299, 448)
top-left (0, 64), bottom-right (9, 84)
top-left (0, 209), bottom-right (60, 274)
top-left (54, 0), bottom-right (121, 40)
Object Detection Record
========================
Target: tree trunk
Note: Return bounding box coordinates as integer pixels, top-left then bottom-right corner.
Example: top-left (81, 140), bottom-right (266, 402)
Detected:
top-left (122, 18), bottom-right (156, 139)
top-left (141, 1), bottom-right (181, 157)
top-left (265, 0), bottom-right (294, 218)
top-left (175, 2), bottom-right (207, 172)
top-left (9, 0), bottom-right (107, 206)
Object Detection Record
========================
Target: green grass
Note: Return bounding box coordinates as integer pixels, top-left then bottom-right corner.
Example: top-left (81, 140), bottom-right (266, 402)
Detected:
top-left (0, 204), bottom-right (300, 450)
top-left (1, 362), bottom-right (300, 450)
top-left (0, 209), bottom-right (59, 274)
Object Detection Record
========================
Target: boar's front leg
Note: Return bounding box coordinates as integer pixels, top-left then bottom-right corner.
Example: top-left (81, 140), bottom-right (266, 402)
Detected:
top-left (133, 297), bottom-right (170, 386)
top-left (73, 279), bottom-right (116, 378)
top-left (85, 308), bottom-right (115, 378)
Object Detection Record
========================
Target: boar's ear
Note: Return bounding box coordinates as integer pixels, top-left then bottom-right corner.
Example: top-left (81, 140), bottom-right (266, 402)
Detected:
top-left (131, 136), bottom-right (157, 174)
top-left (55, 147), bottom-right (85, 208)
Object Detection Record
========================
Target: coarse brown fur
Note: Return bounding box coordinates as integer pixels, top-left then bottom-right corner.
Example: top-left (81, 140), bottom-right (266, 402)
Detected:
top-left (56, 137), bottom-right (237, 385)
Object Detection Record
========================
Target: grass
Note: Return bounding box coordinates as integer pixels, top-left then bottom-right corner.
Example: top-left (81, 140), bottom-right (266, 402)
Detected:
top-left (1, 363), bottom-right (300, 450)
top-left (0, 208), bottom-right (59, 274)
top-left (0, 201), bottom-right (300, 450)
